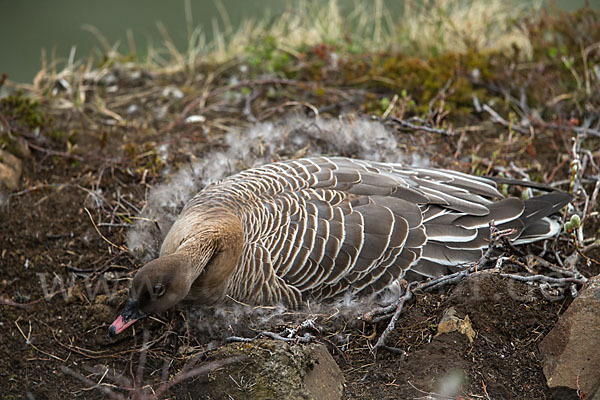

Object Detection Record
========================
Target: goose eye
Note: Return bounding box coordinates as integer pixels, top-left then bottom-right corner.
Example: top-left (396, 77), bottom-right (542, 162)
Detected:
top-left (153, 284), bottom-right (165, 297)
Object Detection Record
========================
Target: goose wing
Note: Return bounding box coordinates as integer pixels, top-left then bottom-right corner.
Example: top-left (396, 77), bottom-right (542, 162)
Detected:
top-left (222, 157), bottom-right (569, 302)
top-left (243, 157), bottom-right (487, 300)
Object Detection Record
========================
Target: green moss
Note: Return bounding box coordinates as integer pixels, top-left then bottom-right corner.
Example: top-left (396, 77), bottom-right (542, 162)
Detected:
top-left (379, 96), bottom-right (391, 113)
top-left (123, 142), bottom-right (137, 158)
top-left (245, 34), bottom-right (295, 76)
top-left (49, 129), bottom-right (66, 142)
top-left (0, 91), bottom-right (47, 130)
top-left (122, 141), bottom-right (165, 175)
top-left (337, 48), bottom-right (501, 118)
top-left (0, 91), bottom-right (50, 157)
top-left (0, 135), bottom-right (15, 155)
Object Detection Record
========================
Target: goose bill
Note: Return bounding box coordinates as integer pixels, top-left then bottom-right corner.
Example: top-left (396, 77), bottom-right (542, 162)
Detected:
top-left (108, 299), bottom-right (146, 336)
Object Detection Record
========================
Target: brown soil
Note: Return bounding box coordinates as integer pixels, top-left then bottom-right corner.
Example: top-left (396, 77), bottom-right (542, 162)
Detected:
top-left (1, 58), bottom-right (599, 400)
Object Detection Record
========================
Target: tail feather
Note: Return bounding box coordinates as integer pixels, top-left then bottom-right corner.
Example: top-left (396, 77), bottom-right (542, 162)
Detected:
top-left (520, 192), bottom-right (572, 224)
top-left (406, 190), bottom-right (571, 281)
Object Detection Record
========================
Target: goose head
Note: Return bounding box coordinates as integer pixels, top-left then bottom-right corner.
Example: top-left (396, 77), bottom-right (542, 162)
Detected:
top-left (108, 253), bottom-right (192, 336)
top-left (109, 209), bottom-right (244, 336)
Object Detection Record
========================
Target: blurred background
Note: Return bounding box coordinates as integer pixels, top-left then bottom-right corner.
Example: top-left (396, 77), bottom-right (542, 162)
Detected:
top-left (0, 0), bottom-right (595, 83)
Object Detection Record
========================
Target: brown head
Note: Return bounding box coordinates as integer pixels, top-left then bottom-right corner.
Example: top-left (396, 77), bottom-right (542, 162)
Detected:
top-left (109, 209), bottom-right (244, 336)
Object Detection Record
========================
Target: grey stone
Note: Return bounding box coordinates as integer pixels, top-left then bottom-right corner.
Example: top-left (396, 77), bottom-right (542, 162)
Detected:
top-left (0, 148), bottom-right (23, 191)
top-left (539, 275), bottom-right (600, 399)
top-left (172, 339), bottom-right (344, 400)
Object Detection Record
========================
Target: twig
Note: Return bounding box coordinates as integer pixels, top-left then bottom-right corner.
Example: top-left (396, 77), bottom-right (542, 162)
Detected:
top-left (84, 207), bottom-right (129, 252)
top-left (387, 116), bottom-right (455, 135)
top-left (478, 222), bottom-right (513, 270)
top-left (283, 319), bottom-right (318, 337)
top-left (227, 331), bottom-right (314, 343)
top-left (168, 78), bottom-right (310, 131)
top-left (243, 87), bottom-right (261, 122)
top-left (0, 298), bottom-right (31, 308)
top-left (226, 319), bottom-right (316, 344)
top-left (418, 267), bottom-right (477, 293)
top-left (546, 122), bottom-right (600, 138)
top-left (524, 254), bottom-right (577, 277)
top-left (407, 380), bottom-right (454, 399)
top-left (381, 94), bottom-right (399, 118)
top-left (500, 273), bottom-right (587, 285)
top-left (575, 240), bottom-right (600, 267)
top-left (61, 366), bottom-right (127, 400)
top-left (476, 83), bottom-right (600, 138)
top-left (482, 104), bottom-right (529, 134)
top-left (0, 284), bottom-right (71, 307)
top-left (482, 378), bottom-right (492, 400)
top-left (153, 356), bottom-right (247, 397)
top-left (15, 318), bottom-right (67, 362)
top-left (259, 100), bottom-right (320, 121)
top-left (372, 282), bottom-right (415, 351)
top-left (377, 345), bottom-right (407, 355)
top-left (27, 142), bottom-right (84, 161)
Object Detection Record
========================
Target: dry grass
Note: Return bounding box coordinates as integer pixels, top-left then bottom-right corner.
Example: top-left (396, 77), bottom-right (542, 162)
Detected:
top-left (12, 0), bottom-right (540, 90)
top-left (398, 0), bottom-right (540, 58)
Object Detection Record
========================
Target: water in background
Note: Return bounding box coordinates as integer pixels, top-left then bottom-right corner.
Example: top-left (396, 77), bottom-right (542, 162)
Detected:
top-left (0, 0), bottom-right (595, 83)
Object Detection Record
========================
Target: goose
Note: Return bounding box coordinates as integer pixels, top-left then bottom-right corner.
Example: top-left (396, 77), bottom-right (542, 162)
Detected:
top-left (109, 156), bottom-right (572, 335)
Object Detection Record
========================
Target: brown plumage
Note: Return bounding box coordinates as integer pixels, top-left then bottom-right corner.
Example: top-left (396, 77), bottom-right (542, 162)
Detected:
top-left (109, 157), bottom-right (571, 335)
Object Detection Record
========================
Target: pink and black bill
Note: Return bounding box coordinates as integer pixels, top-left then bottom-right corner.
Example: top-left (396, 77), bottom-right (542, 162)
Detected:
top-left (108, 299), bottom-right (146, 336)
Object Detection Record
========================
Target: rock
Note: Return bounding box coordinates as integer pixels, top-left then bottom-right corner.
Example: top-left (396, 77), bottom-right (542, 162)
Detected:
top-left (436, 307), bottom-right (476, 343)
top-left (172, 339), bottom-right (344, 400)
top-left (0, 134), bottom-right (31, 159)
top-left (539, 275), bottom-right (600, 399)
top-left (0, 148), bottom-right (22, 191)
top-left (303, 343), bottom-right (344, 399)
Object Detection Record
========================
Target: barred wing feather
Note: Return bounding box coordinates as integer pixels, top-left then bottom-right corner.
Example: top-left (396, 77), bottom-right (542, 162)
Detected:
top-left (190, 157), bottom-right (571, 304)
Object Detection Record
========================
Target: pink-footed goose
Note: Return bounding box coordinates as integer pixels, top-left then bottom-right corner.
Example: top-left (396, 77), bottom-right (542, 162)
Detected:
top-left (109, 156), bottom-right (571, 335)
